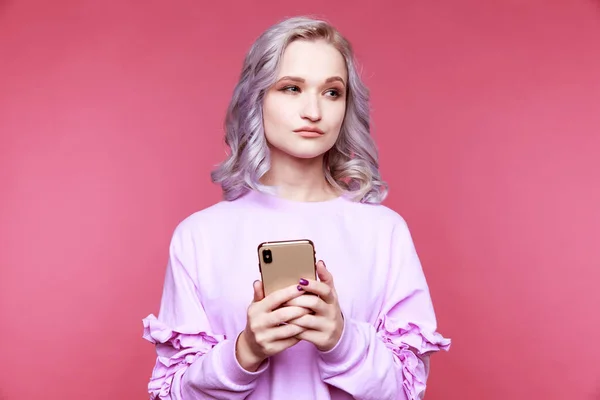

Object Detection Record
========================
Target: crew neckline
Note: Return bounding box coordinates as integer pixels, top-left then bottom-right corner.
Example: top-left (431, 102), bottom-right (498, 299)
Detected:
top-left (243, 189), bottom-right (349, 212)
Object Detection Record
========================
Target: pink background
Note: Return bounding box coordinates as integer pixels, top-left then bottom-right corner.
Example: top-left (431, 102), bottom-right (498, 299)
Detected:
top-left (1, 1), bottom-right (599, 399)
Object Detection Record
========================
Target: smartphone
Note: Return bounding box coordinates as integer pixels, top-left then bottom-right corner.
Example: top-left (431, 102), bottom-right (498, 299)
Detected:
top-left (257, 239), bottom-right (317, 297)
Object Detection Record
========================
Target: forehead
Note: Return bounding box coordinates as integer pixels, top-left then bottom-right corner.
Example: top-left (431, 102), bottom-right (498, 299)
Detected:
top-left (277, 39), bottom-right (348, 81)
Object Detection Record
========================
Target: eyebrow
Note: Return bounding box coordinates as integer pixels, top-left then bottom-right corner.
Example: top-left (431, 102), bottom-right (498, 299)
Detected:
top-left (277, 76), bottom-right (346, 86)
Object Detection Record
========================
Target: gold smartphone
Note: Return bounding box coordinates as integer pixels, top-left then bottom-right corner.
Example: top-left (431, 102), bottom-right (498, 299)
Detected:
top-left (257, 239), bottom-right (317, 297)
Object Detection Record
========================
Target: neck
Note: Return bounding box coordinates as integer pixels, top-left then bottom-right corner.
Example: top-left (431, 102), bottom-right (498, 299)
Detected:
top-left (260, 148), bottom-right (338, 202)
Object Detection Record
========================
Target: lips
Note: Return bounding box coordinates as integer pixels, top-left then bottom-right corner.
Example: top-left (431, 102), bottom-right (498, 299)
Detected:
top-left (293, 126), bottom-right (325, 137)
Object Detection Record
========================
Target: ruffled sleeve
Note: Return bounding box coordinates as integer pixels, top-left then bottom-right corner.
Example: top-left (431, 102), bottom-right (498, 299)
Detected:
top-left (376, 320), bottom-right (451, 399)
top-left (142, 222), bottom-right (267, 400)
top-left (374, 217), bottom-right (451, 399)
top-left (316, 217), bottom-right (450, 400)
top-left (142, 315), bottom-right (225, 399)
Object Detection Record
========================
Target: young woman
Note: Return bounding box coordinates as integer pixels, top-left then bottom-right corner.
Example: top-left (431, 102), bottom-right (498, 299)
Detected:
top-left (143, 16), bottom-right (450, 400)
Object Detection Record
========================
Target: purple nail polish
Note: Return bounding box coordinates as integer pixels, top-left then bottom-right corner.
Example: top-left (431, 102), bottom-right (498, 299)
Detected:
top-left (299, 278), bottom-right (309, 286)
top-left (297, 285), bottom-right (304, 291)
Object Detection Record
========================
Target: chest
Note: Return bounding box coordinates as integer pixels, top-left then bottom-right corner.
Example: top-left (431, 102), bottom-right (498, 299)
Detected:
top-left (194, 215), bottom-right (389, 336)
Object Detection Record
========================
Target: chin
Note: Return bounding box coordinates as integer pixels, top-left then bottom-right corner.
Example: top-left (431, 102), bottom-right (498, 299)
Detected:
top-left (271, 140), bottom-right (335, 160)
top-left (269, 138), bottom-right (335, 160)
top-left (278, 146), bottom-right (328, 159)
top-left (288, 150), bottom-right (327, 159)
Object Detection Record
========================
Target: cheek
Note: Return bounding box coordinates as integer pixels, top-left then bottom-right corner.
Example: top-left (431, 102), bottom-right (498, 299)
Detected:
top-left (262, 97), bottom-right (276, 125)
top-left (327, 103), bottom-right (346, 136)
top-left (328, 101), bottom-right (346, 124)
top-left (263, 97), bottom-right (293, 130)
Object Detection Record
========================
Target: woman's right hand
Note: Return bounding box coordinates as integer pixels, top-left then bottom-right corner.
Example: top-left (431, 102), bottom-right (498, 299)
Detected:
top-left (235, 280), bottom-right (310, 371)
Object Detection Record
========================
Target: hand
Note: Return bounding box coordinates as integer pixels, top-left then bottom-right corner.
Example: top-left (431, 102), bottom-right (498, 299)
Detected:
top-left (286, 260), bottom-right (344, 352)
top-left (236, 280), bottom-right (311, 371)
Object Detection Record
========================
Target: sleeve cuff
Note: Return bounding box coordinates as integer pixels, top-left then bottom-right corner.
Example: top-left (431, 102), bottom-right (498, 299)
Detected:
top-left (184, 338), bottom-right (269, 390)
top-left (218, 338), bottom-right (269, 386)
top-left (318, 314), bottom-right (357, 365)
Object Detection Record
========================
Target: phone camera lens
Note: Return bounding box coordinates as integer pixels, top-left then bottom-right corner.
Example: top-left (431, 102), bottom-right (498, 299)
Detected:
top-left (262, 249), bottom-right (272, 264)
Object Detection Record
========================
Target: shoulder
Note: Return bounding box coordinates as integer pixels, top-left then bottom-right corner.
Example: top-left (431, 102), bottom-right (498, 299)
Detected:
top-left (343, 199), bottom-right (409, 231)
top-left (170, 198), bottom-right (246, 241)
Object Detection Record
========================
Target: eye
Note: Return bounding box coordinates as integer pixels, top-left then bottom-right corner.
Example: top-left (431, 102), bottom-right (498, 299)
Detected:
top-left (280, 85), bottom-right (300, 93)
top-left (325, 89), bottom-right (343, 98)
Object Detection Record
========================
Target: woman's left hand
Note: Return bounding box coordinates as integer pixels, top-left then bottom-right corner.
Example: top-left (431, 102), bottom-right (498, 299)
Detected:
top-left (285, 260), bottom-right (344, 352)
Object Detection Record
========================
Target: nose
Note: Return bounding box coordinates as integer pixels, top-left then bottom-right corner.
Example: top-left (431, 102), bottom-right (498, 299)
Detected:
top-left (300, 94), bottom-right (321, 122)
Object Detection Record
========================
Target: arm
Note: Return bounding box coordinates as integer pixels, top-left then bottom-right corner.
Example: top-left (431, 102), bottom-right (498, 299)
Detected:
top-left (142, 225), bottom-right (268, 400)
top-left (316, 219), bottom-right (451, 400)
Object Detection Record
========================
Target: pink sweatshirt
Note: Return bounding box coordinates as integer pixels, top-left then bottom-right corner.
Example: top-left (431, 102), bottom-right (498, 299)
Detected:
top-left (142, 190), bottom-right (450, 400)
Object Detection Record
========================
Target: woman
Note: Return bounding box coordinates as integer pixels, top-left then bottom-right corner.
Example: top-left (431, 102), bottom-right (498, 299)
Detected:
top-left (143, 16), bottom-right (450, 400)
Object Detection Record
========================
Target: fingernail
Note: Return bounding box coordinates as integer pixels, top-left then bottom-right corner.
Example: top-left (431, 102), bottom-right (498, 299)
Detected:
top-left (299, 278), bottom-right (309, 286)
top-left (297, 285), bottom-right (304, 291)
top-left (319, 260), bottom-right (326, 268)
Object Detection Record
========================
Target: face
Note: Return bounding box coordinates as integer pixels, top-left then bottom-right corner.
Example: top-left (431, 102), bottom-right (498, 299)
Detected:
top-left (262, 39), bottom-right (348, 160)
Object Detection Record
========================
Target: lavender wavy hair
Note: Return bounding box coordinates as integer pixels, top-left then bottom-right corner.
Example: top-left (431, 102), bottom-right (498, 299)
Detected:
top-left (211, 16), bottom-right (388, 203)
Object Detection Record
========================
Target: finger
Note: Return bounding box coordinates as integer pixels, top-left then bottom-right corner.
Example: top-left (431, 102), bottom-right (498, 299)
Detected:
top-left (253, 280), bottom-right (265, 303)
top-left (287, 314), bottom-right (322, 330)
top-left (294, 329), bottom-right (322, 346)
top-left (269, 306), bottom-right (312, 326)
top-left (285, 295), bottom-right (328, 315)
top-left (261, 284), bottom-right (305, 311)
top-left (269, 336), bottom-right (302, 354)
top-left (297, 278), bottom-right (336, 304)
top-left (316, 260), bottom-right (334, 287)
top-left (269, 322), bottom-right (306, 341)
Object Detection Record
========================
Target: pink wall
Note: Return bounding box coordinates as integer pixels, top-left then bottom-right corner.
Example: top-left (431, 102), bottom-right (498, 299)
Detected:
top-left (1, 1), bottom-right (599, 399)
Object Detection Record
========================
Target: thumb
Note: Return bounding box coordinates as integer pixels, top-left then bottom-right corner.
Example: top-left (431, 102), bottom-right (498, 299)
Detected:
top-left (316, 260), bottom-right (334, 287)
top-left (253, 280), bottom-right (265, 302)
